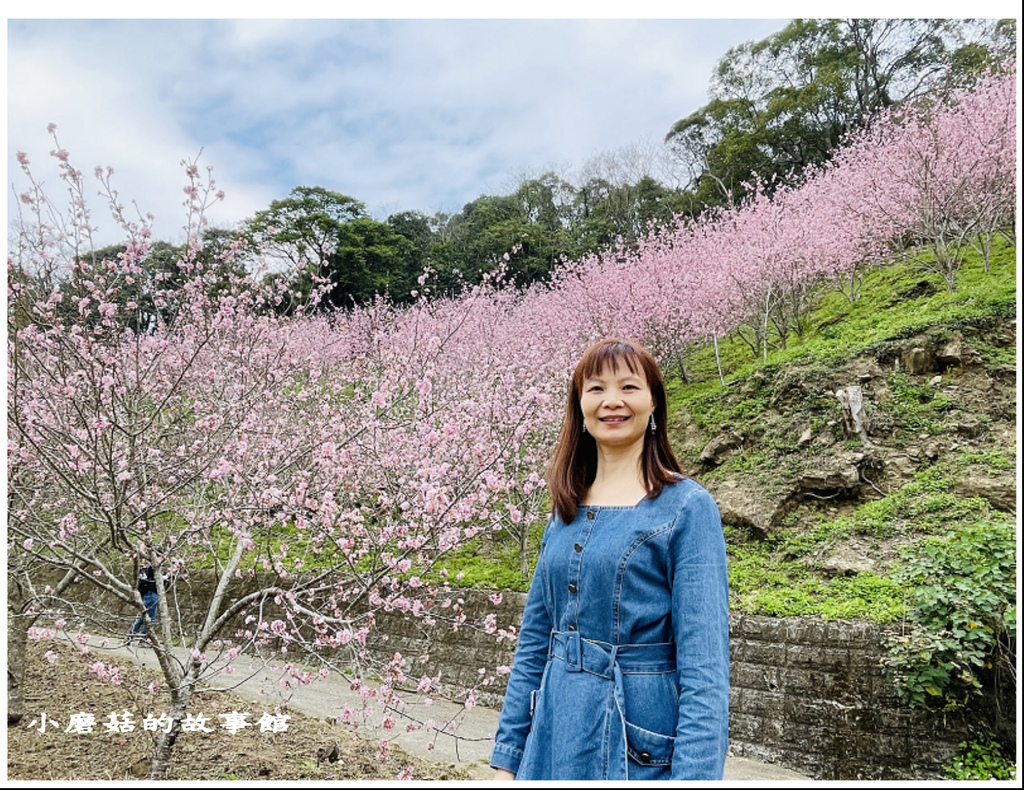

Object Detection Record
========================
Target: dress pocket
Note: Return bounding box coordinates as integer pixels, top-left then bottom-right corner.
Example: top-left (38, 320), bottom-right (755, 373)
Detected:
top-left (621, 670), bottom-right (678, 735)
top-left (625, 721), bottom-right (674, 767)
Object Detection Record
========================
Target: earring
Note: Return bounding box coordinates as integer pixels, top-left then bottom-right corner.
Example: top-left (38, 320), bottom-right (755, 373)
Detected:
top-left (582, 419), bottom-right (588, 434)
top-left (649, 415), bottom-right (657, 433)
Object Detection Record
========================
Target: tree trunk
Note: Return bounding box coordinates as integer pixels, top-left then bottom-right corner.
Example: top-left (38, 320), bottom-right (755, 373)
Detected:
top-left (519, 525), bottom-right (529, 581)
top-left (973, 232), bottom-right (993, 273)
top-left (672, 350), bottom-right (690, 385)
top-left (7, 566), bottom-right (81, 724)
top-left (7, 611), bottom-right (29, 724)
top-left (147, 676), bottom-right (194, 778)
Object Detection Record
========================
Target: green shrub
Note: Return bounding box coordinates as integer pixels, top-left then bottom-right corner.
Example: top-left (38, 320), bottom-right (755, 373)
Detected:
top-left (884, 520), bottom-right (1016, 709)
top-left (943, 735), bottom-right (1017, 781)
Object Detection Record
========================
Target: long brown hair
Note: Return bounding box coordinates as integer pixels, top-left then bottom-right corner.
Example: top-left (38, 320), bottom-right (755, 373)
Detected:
top-left (547, 338), bottom-right (683, 523)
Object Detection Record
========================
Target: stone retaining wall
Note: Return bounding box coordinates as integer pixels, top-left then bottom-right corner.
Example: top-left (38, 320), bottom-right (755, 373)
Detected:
top-left (726, 613), bottom-right (1011, 779)
top-left (373, 596), bottom-right (1014, 780)
top-left (367, 590), bottom-right (526, 708)
top-left (35, 573), bottom-right (1012, 779)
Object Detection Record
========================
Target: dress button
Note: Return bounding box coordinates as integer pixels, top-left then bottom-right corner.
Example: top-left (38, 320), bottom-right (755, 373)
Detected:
top-left (639, 751), bottom-right (651, 765)
top-left (574, 542), bottom-right (583, 552)
top-left (568, 624), bottom-right (577, 631)
top-left (568, 583), bottom-right (577, 594)
top-left (586, 510), bottom-right (595, 520)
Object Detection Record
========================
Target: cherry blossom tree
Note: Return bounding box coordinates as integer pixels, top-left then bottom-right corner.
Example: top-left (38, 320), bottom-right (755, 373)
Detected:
top-left (8, 137), bottom-right (544, 778)
top-left (828, 65), bottom-right (1016, 292)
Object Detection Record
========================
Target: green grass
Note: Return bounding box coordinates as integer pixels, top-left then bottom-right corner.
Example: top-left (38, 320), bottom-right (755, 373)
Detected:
top-left (430, 543), bottom-right (533, 591)
top-left (885, 372), bottom-right (957, 436)
top-left (810, 466), bottom-right (992, 540)
top-left (957, 447), bottom-right (1015, 475)
top-left (727, 535), bottom-right (906, 622)
top-left (422, 521), bottom-right (546, 592)
top-left (700, 450), bottom-right (804, 501)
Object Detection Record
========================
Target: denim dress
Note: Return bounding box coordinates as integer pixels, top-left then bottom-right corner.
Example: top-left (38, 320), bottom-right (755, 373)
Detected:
top-left (490, 478), bottom-right (729, 780)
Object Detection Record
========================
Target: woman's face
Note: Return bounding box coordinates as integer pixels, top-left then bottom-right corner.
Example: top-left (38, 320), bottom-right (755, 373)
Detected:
top-left (579, 361), bottom-right (655, 450)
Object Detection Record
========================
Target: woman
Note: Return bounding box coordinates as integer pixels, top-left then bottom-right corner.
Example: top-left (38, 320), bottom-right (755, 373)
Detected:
top-left (490, 338), bottom-right (729, 781)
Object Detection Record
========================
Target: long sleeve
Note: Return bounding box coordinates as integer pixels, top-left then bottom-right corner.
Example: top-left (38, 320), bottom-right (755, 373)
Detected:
top-left (667, 484), bottom-right (730, 779)
top-left (489, 522), bottom-right (554, 775)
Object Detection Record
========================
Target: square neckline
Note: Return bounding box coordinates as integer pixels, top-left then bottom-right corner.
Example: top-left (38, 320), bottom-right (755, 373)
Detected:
top-left (580, 497), bottom-right (648, 511)
top-left (580, 475), bottom-right (685, 511)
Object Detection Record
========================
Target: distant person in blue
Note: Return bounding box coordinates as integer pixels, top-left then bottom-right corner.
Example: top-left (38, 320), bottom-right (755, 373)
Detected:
top-left (126, 553), bottom-right (169, 646)
top-left (491, 338), bottom-right (729, 780)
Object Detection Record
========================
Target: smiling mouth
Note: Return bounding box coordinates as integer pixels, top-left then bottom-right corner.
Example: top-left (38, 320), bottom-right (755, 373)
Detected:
top-left (599, 416), bottom-right (629, 423)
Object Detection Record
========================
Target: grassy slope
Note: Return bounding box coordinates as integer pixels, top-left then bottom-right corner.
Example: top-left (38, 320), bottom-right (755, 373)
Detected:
top-left (438, 237), bottom-right (1017, 623)
top-left (673, 237), bottom-right (1016, 622)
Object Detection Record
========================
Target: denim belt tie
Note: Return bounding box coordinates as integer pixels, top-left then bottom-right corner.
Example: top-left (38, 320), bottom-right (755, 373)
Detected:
top-left (548, 630), bottom-right (676, 676)
top-left (548, 630), bottom-right (676, 779)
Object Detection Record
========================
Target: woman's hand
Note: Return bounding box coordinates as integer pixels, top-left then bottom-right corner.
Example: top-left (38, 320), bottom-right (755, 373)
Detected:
top-left (493, 769), bottom-right (515, 780)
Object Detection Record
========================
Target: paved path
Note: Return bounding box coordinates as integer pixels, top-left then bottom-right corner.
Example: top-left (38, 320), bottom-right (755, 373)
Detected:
top-left (92, 636), bottom-right (808, 781)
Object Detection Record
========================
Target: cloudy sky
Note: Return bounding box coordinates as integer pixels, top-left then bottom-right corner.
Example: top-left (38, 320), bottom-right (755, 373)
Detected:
top-left (7, 4), bottom-right (1010, 245)
top-left (7, 15), bottom-right (794, 243)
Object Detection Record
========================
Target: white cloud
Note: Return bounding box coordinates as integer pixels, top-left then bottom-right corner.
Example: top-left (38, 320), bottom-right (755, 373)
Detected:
top-left (7, 21), bottom-right (277, 244)
top-left (8, 18), bottom-right (790, 246)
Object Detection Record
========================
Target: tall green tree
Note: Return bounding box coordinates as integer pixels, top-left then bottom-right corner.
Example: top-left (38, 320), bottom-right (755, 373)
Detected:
top-left (243, 186), bottom-right (421, 309)
top-left (666, 19), bottom-right (1008, 212)
top-left (244, 185), bottom-right (366, 270)
top-left (334, 217), bottom-right (417, 305)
